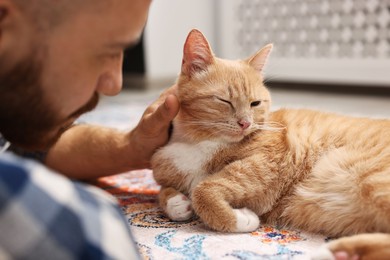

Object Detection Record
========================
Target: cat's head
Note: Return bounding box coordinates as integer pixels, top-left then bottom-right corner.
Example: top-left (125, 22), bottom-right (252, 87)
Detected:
top-left (174, 29), bottom-right (272, 144)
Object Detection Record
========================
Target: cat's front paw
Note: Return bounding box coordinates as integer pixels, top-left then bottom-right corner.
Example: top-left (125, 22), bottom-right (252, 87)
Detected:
top-left (233, 207), bottom-right (260, 232)
top-left (166, 194), bottom-right (194, 221)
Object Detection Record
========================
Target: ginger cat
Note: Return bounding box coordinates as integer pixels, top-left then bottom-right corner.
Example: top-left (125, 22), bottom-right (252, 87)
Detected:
top-left (151, 29), bottom-right (390, 259)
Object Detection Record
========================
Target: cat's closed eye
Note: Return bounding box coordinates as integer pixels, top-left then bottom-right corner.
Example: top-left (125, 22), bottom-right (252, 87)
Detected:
top-left (215, 96), bottom-right (233, 108)
top-left (250, 101), bottom-right (261, 107)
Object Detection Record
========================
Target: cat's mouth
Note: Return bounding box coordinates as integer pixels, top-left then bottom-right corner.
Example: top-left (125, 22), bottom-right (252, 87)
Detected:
top-left (224, 128), bottom-right (251, 141)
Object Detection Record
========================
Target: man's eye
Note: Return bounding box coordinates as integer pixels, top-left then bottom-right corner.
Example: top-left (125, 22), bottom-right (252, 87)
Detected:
top-left (110, 53), bottom-right (122, 59)
top-left (250, 101), bottom-right (261, 107)
top-left (106, 52), bottom-right (123, 60)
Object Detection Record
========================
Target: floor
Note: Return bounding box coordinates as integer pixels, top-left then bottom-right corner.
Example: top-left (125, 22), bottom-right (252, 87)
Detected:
top-left (269, 87), bottom-right (390, 118)
top-left (95, 86), bottom-right (390, 122)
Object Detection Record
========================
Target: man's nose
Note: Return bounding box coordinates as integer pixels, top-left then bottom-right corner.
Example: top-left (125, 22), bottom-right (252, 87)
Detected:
top-left (96, 70), bottom-right (123, 96)
top-left (96, 53), bottom-right (124, 96)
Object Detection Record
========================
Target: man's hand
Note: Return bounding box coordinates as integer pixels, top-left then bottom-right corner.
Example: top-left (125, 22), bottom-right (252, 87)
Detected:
top-left (46, 85), bottom-right (179, 179)
top-left (127, 85), bottom-right (180, 169)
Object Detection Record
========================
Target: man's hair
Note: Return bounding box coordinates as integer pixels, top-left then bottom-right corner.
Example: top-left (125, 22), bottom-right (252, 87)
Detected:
top-left (13, 0), bottom-right (106, 31)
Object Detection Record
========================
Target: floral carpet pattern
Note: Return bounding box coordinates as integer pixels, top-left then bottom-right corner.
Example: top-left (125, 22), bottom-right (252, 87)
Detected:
top-left (83, 91), bottom-right (327, 260)
top-left (93, 171), bottom-right (326, 260)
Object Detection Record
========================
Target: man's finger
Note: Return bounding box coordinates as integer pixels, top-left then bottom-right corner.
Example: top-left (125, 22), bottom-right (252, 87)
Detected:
top-left (142, 94), bottom-right (179, 135)
top-left (142, 85), bottom-right (179, 116)
top-left (164, 94), bottom-right (180, 120)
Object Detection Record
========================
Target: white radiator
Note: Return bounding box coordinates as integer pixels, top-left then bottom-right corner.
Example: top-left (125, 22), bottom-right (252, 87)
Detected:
top-left (217, 0), bottom-right (390, 87)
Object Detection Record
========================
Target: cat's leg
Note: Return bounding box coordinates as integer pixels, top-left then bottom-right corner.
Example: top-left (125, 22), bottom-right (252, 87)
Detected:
top-left (152, 151), bottom-right (194, 221)
top-left (282, 147), bottom-right (390, 237)
top-left (312, 233), bottom-right (390, 260)
top-left (159, 187), bottom-right (194, 221)
top-left (285, 147), bottom-right (390, 259)
top-left (191, 179), bottom-right (260, 232)
top-left (191, 156), bottom-right (278, 232)
top-left (192, 179), bottom-right (259, 232)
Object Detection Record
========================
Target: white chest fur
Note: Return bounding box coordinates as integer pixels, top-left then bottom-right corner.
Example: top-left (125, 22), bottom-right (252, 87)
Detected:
top-left (159, 140), bottom-right (223, 193)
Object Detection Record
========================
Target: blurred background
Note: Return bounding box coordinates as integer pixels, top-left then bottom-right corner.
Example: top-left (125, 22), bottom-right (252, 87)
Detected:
top-left (124, 0), bottom-right (390, 89)
top-left (109, 0), bottom-right (390, 121)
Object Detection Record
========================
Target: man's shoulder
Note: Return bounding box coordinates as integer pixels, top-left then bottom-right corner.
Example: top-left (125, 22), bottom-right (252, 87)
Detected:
top-left (0, 151), bottom-right (41, 171)
top-left (1, 153), bottom-right (74, 211)
top-left (0, 152), bottom-right (117, 206)
top-left (0, 153), bottom-right (45, 191)
top-left (0, 153), bottom-right (32, 194)
top-left (0, 152), bottom-right (60, 193)
top-left (0, 153), bottom-right (139, 259)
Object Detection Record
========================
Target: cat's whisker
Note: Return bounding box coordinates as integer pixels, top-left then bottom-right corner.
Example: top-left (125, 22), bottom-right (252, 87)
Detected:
top-left (252, 121), bottom-right (286, 132)
top-left (180, 119), bottom-right (286, 133)
top-left (258, 120), bottom-right (286, 128)
top-left (252, 126), bottom-right (285, 132)
top-left (180, 120), bottom-right (236, 130)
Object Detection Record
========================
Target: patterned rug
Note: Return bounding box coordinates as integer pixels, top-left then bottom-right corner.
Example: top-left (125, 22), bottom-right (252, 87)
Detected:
top-left (83, 90), bottom-right (327, 259)
top-left (92, 170), bottom-right (327, 260)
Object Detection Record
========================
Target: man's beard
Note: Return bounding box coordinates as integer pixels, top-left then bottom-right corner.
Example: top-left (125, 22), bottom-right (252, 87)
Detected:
top-left (0, 50), bottom-right (99, 151)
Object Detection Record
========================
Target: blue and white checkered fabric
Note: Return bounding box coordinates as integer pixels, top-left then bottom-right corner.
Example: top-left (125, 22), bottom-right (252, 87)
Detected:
top-left (0, 152), bottom-right (140, 260)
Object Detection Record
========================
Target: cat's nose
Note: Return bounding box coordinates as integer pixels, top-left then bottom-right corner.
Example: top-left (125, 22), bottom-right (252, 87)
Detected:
top-left (237, 119), bottom-right (251, 130)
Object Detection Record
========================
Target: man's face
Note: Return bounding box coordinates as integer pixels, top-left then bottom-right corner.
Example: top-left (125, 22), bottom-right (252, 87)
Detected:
top-left (0, 0), bottom-right (151, 149)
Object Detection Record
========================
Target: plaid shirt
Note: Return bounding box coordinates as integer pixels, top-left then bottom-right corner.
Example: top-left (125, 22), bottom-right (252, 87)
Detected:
top-left (0, 136), bottom-right (140, 259)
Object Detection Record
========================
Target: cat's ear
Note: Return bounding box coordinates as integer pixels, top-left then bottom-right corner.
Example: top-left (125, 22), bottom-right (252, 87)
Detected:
top-left (182, 29), bottom-right (214, 77)
top-left (247, 44), bottom-right (273, 73)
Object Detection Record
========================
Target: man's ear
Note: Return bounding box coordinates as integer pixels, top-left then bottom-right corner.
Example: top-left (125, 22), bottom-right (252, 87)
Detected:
top-left (0, 8), bottom-right (6, 22)
top-left (0, 0), bottom-right (21, 51)
top-left (0, 1), bottom-right (8, 38)
top-left (0, 0), bottom-right (32, 66)
top-left (0, 0), bottom-right (15, 29)
top-left (181, 29), bottom-right (214, 77)
top-left (246, 44), bottom-right (273, 73)
top-left (0, 1), bottom-right (10, 61)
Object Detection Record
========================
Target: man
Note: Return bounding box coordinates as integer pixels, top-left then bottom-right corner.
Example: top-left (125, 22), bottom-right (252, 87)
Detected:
top-left (0, 0), bottom-right (179, 259)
